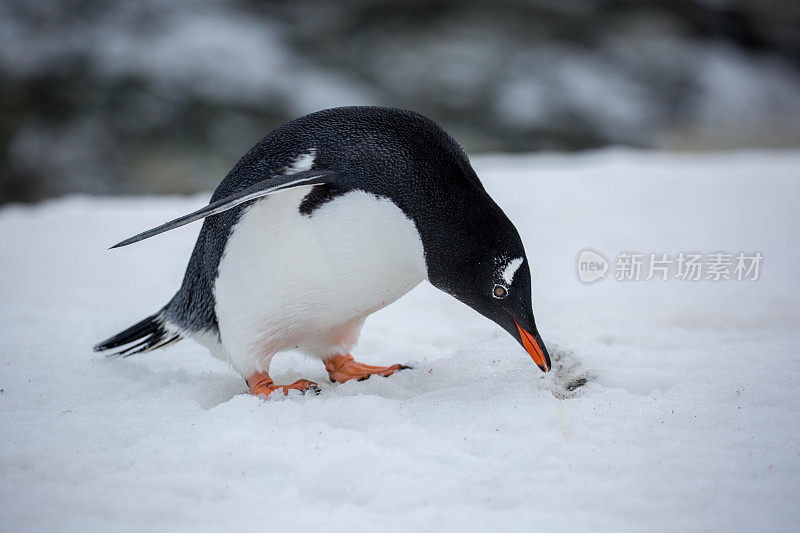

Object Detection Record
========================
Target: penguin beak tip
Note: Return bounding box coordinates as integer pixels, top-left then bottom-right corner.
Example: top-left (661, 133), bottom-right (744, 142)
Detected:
top-left (513, 319), bottom-right (550, 372)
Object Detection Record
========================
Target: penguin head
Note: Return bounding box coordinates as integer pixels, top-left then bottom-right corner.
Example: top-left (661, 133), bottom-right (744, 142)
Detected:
top-left (425, 204), bottom-right (551, 373)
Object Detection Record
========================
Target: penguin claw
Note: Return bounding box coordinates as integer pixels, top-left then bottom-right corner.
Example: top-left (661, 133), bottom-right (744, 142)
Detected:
top-left (285, 379), bottom-right (319, 396)
top-left (324, 354), bottom-right (411, 383)
top-left (246, 373), bottom-right (319, 397)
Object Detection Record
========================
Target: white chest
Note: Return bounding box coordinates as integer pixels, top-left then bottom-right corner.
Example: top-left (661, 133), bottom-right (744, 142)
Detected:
top-left (213, 187), bottom-right (427, 363)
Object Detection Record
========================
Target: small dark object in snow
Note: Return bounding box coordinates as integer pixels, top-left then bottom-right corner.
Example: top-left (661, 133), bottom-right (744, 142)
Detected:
top-left (566, 378), bottom-right (588, 392)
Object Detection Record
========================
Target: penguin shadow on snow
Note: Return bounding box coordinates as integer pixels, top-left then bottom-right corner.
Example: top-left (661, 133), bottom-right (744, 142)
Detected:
top-left (102, 342), bottom-right (591, 406)
top-left (250, 342), bottom-right (594, 403)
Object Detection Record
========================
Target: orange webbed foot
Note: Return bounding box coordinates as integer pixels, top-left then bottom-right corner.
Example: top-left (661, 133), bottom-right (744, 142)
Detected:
top-left (324, 354), bottom-right (411, 383)
top-left (246, 372), bottom-right (319, 397)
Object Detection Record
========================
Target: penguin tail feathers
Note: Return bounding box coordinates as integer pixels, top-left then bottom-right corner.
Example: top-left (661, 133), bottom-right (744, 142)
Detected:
top-left (93, 310), bottom-right (182, 357)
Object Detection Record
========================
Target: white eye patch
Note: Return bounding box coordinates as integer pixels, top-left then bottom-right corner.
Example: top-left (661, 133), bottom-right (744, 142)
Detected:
top-left (500, 257), bottom-right (524, 285)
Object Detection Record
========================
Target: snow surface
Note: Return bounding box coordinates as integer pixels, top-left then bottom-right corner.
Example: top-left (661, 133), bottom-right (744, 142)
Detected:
top-left (1, 150), bottom-right (799, 532)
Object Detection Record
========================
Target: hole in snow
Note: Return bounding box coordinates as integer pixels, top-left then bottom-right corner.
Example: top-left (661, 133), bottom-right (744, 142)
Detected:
top-left (546, 346), bottom-right (594, 400)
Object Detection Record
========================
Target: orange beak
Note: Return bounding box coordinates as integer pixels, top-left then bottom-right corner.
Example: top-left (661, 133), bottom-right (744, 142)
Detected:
top-left (514, 319), bottom-right (550, 372)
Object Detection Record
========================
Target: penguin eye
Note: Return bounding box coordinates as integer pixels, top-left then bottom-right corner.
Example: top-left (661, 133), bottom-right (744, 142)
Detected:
top-left (492, 284), bottom-right (508, 299)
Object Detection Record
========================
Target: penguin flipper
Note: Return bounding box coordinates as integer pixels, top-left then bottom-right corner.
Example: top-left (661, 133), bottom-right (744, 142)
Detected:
top-left (110, 170), bottom-right (340, 248)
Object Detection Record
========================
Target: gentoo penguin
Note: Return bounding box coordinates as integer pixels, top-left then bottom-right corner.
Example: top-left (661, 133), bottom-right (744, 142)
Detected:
top-left (95, 106), bottom-right (550, 396)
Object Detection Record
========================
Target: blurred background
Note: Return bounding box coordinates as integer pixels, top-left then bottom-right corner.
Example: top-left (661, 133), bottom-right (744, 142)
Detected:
top-left (1, 0), bottom-right (799, 204)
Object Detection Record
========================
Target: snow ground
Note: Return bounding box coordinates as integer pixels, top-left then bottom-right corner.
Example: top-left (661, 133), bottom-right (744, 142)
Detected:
top-left (1, 150), bottom-right (799, 532)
